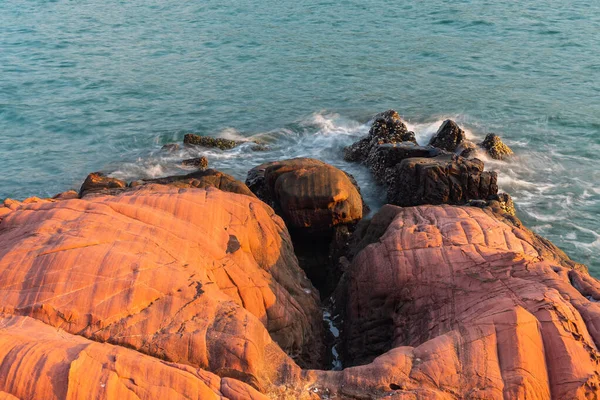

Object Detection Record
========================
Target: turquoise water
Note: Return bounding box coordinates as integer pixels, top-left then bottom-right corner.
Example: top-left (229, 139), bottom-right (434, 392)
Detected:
top-left (1, 0), bottom-right (599, 272)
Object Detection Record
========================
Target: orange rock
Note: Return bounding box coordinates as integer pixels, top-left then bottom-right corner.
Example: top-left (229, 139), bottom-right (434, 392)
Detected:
top-left (323, 204), bottom-right (600, 399)
top-left (3, 182), bottom-right (600, 399)
top-left (0, 314), bottom-right (260, 399)
top-left (0, 185), bottom-right (322, 394)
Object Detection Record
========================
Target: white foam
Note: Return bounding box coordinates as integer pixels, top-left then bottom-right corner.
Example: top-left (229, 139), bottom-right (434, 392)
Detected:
top-left (404, 119), bottom-right (446, 145)
top-left (302, 112), bottom-right (368, 137)
top-left (216, 127), bottom-right (248, 141)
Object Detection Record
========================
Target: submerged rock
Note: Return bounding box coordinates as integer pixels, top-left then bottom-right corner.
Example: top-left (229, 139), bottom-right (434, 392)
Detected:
top-left (183, 133), bottom-right (241, 150)
top-left (182, 156), bottom-right (209, 169)
top-left (161, 142), bottom-right (181, 152)
top-left (480, 133), bottom-right (513, 160)
top-left (428, 119), bottom-right (466, 152)
top-left (387, 154), bottom-right (498, 206)
top-left (344, 109), bottom-right (416, 163)
top-left (79, 172), bottom-right (127, 198)
top-left (250, 143), bottom-right (270, 151)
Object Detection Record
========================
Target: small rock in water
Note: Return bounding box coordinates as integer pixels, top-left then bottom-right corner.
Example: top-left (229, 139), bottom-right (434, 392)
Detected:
top-left (479, 133), bottom-right (513, 160)
top-left (428, 119), bottom-right (466, 152)
top-left (250, 143), bottom-right (270, 151)
top-left (182, 156), bottom-right (209, 169)
top-left (79, 172), bottom-right (127, 198)
top-left (344, 109), bottom-right (416, 163)
top-left (183, 134), bottom-right (241, 150)
top-left (456, 139), bottom-right (478, 158)
top-left (161, 143), bottom-right (181, 152)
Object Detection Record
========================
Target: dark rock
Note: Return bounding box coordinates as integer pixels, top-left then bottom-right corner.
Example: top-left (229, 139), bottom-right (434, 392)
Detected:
top-left (182, 156), bottom-right (209, 169)
top-left (183, 134), bottom-right (241, 150)
top-left (161, 143), bottom-right (181, 152)
top-left (246, 158), bottom-right (363, 231)
top-left (52, 190), bottom-right (79, 200)
top-left (428, 119), bottom-right (466, 152)
top-left (386, 155), bottom-right (498, 206)
top-left (79, 172), bottom-right (127, 198)
top-left (457, 139), bottom-right (478, 158)
top-left (142, 169), bottom-right (255, 198)
top-left (250, 144), bottom-right (270, 151)
top-left (479, 133), bottom-right (513, 160)
top-left (247, 158), bottom-right (365, 298)
top-left (364, 142), bottom-right (446, 184)
top-left (344, 110), bottom-right (416, 163)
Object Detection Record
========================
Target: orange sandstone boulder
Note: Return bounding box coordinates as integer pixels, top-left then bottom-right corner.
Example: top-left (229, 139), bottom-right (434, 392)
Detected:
top-left (322, 204), bottom-right (600, 399)
top-left (2, 181), bottom-right (600, 399)
top-left (0, 185), bottom-right (322, 393)
top-left (0, 314), bottom-right (268, 400)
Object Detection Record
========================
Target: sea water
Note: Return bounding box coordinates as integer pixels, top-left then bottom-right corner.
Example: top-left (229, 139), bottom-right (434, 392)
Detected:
top-left (1, 0), bottom-right (599, 273)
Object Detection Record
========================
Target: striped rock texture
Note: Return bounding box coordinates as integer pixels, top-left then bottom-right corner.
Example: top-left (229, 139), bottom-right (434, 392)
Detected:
top-left (1, 185), bottom-right (599, 399)
top-left (318, 204), bottom-right (600, 399)
top-left (0, 185), bottom-right (321, 398)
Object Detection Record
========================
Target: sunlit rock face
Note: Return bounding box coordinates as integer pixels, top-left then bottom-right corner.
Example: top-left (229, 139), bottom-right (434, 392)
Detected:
top-left (327, 204), bottom-right (600, 399)
top-left (0, 185), bottom-right (323, 394)
top-left (1, 183), bottom-right (600, 400)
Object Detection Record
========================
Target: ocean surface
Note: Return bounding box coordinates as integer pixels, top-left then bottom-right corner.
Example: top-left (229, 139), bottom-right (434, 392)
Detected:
top-left (1, 0), bottom-right (599, 273)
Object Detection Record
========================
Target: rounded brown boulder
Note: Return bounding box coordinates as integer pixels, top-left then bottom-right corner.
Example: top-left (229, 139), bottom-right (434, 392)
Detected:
top-left (246, 158), bottom-right (364, 232)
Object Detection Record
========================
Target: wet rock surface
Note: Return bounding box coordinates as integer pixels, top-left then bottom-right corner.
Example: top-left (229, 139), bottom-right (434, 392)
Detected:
top-left (345, 114), bottom-right (501, 209)
top-left (428, 119), bottom-right (466, 152)
top-left (387, 154), bottom-right (498, 206)
top-left (343, 110), bottom-right (416, 163)
top-left (183, 133), bottom-right (241, 150)
top-left (182, 156), bottom-right (209, 169)
top-left (480, 133), bottom-right (514, 160)
top-left (79, 172), bottom-right (127, 198)
top-left (365, 142), bottom-right (446, 185)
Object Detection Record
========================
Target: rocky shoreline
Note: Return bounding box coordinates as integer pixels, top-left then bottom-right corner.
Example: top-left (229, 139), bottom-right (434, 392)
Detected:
top-left (0, 111), bottom-right (598, 399)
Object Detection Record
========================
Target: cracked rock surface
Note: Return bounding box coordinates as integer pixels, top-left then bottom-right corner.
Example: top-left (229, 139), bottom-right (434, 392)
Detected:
top-left (325, 204), bottom-right (600, 399)
top-left (0, 185), bottom-right (322, 397)
top-left (1, 182), bottom-right (600, 399)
